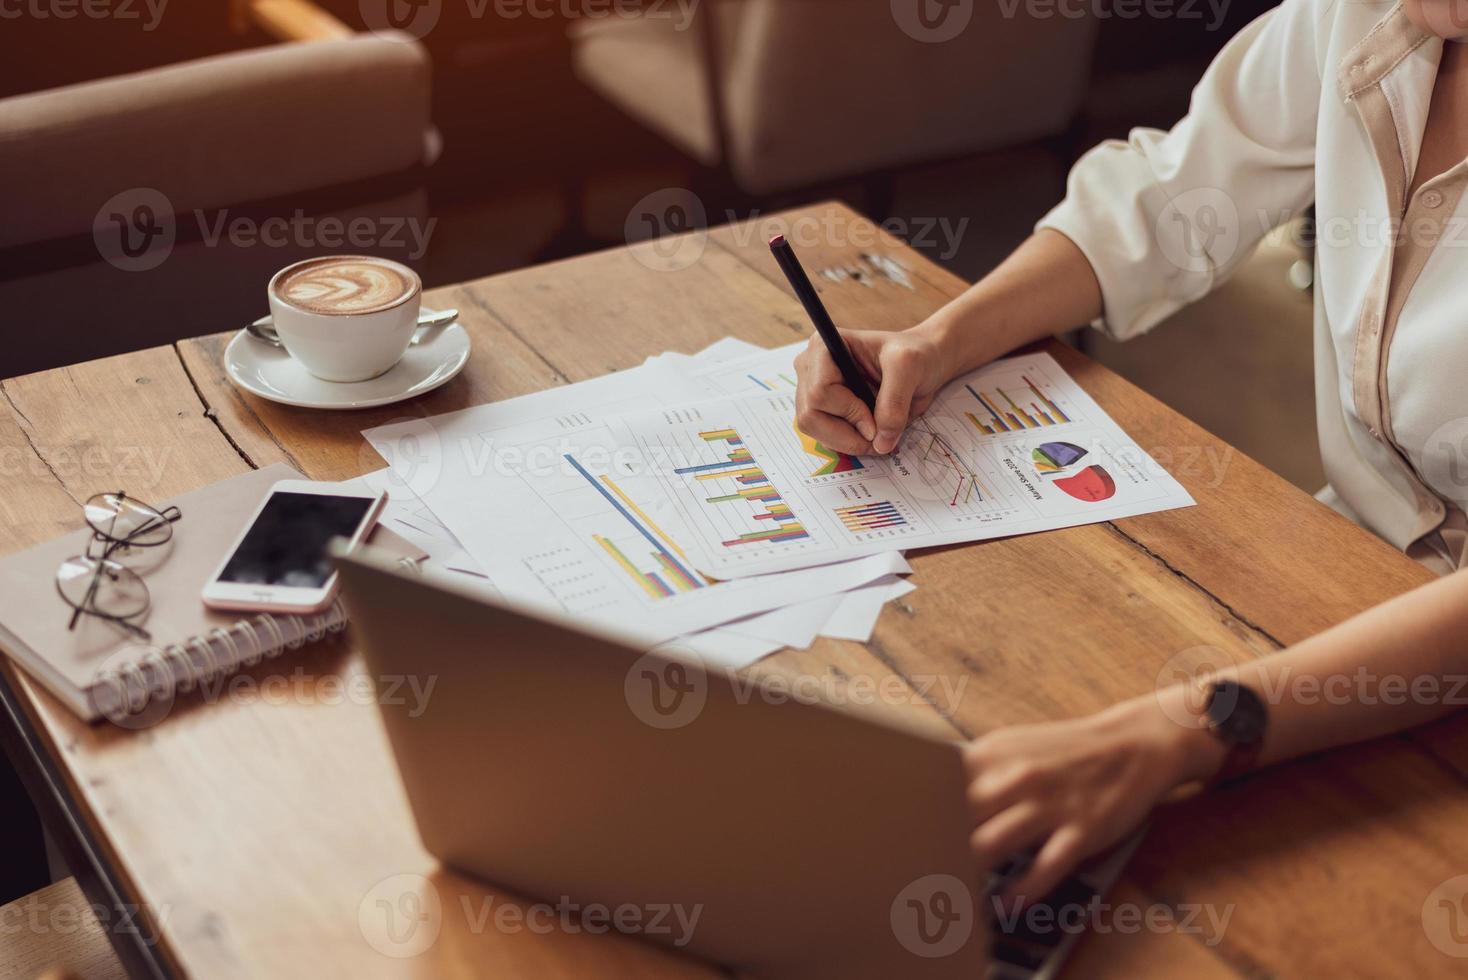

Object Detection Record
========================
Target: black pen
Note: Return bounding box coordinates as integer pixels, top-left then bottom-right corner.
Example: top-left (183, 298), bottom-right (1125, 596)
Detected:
top-left (768, 235), bottom-right (878, 410)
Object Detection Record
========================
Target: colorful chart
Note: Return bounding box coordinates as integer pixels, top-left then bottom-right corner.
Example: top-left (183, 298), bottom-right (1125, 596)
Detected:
top-left (835, 501), bottom-right (909, 533)
top-left (1032, 441), bottom-right (1088, 474)
top-left (746, 372), bottom-right (797, 391)
top-left (564, 454), bottom-right (707, 599)
top-left (965, 375), bottom-right (1072, 434)
top-left (674, 429), bottom-right (812, 547)
top-left (1054, 465), bottom-right (1117, 502)
top-left (906, 419), bottom-right (991, 507)
top-left (794, 422), bottom-right (866, 477)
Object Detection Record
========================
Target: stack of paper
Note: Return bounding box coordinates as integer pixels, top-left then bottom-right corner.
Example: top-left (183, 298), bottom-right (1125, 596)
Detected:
top-left (356, 339), bottom-right (1193, 670)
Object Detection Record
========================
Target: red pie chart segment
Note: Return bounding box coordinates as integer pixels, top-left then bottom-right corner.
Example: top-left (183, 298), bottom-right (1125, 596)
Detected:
top-left (1053, 465), bottom-right (1117, 503)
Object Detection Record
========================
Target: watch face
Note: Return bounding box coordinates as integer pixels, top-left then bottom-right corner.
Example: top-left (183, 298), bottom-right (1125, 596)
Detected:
top-left (1206, 680), bottom-right (1267, 746)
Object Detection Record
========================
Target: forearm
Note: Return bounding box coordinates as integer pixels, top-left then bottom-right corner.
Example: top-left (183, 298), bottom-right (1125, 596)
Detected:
top-left (1158, 567), bottom-right (1468, 784)
top-left (914, 229), bottom-right (1104, 375)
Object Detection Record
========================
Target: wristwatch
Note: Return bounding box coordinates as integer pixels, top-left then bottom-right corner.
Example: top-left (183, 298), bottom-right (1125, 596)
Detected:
top-left (1198, 679), bottom-right (1268, 785)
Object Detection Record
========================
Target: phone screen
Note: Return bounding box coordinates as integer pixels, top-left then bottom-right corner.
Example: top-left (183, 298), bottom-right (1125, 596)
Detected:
top-left (217, 492), bottom-right (376, 588)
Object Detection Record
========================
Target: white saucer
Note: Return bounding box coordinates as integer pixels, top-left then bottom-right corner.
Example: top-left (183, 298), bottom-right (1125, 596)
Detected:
top-left (223, 316), bottom-right (471, 410)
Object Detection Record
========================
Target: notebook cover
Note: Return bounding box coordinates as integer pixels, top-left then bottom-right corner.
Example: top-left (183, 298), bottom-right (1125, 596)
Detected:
top-left (0, 465), bottom-right (424, 720)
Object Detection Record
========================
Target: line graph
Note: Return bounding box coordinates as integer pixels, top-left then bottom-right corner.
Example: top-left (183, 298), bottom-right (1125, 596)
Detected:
top-left (905, 418), bottom-right (993, 507)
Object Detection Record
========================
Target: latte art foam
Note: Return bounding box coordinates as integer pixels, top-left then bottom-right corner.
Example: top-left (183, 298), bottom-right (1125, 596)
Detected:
top-left (275, 258), bottom-right (417, 315)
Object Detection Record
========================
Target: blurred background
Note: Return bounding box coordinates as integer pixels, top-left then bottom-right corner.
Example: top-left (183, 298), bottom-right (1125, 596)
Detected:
top-left (0, 0), bottom-right (1320, 486)
top-left (1, 0), bottom-right (1322, 910)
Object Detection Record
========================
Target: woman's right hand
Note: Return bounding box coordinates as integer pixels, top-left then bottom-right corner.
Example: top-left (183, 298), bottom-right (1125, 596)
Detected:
top-left (792, 326), bottom-right (955, 457)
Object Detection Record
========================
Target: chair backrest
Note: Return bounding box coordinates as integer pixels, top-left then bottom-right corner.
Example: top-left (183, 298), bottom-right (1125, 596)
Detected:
top-left (716, 0), bottom-right (1098, 193)
top-left (0, 33), bottom-right (434, 376)
top-left (0, 32), bottom-right (431, 250)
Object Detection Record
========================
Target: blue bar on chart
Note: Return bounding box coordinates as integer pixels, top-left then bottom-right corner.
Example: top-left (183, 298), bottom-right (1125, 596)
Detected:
top-left (835, 501), bottom-right (908, 533)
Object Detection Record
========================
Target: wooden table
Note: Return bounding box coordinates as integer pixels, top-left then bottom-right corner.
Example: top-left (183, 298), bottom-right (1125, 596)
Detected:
top-left (2, 202), bottom-right (1462, 978)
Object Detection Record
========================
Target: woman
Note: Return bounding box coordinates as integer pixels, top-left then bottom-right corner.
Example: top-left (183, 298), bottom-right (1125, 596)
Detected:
top-left (794, 0), bottom-right (1468, 904)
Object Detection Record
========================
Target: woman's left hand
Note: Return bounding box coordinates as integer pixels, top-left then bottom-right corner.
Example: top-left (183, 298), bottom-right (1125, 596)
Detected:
top-left (963, 695), bottom-right (1224, 903)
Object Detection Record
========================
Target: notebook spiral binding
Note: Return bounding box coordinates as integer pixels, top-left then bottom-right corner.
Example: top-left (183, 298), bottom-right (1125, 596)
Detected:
top-left (93, 599), bottom-right (350, 721)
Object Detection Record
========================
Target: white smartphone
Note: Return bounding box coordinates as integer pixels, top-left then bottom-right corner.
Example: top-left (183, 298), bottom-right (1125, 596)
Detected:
top-left (202, 480), bottom-right (387, 614)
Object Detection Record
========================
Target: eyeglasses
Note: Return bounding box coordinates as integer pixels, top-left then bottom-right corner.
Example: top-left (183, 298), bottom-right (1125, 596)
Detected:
top-left (55, 492), bottom-right (182, 641)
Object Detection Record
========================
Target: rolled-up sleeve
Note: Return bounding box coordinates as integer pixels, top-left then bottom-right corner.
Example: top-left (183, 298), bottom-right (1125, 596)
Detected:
top-left (1038, 0), bottom-right (1325, 340)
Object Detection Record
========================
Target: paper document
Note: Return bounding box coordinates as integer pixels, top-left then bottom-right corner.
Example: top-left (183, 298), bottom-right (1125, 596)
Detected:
top-left (599, 351), bottom-right (1194, 577)
top-left (821, 576), bottom-right (917, 642)
top-left (363, 364), bottom-right (910, 643)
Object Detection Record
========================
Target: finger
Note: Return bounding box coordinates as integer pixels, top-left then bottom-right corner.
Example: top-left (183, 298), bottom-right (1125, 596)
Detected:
top-left (1003, 823), bottom-right (1087, 906)
top-left (795, 333), bottom-right (842, 386)
top-left (970, 802), bottom-right (1052, 870)
top-left (809, 382), bottom-right (877, 444)
top-left (966, 764), bottom-right (1040, 824)
top-left (796, 396), bottom-right (874, 456)
top-left (872, 347), bottom-right (921, 454)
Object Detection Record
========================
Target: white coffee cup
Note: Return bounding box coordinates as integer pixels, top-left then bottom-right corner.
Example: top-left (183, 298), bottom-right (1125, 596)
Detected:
top-left (267, 255), bottom-right (422, 383)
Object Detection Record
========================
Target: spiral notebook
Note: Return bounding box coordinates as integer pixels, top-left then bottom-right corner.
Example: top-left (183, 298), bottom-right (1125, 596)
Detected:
top-left (0, 464), bottom-right (425, 723)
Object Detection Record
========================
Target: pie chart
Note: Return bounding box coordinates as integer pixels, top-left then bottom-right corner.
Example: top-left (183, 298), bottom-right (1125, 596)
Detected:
top-left (1032, 441), bottom-right (1088, 473)
top-left (1054, 465), bottom-right (1117, 502)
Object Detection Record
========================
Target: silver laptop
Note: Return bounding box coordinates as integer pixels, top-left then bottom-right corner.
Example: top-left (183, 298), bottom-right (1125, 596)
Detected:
top-left (335, 546), bottom-right (1139, 979)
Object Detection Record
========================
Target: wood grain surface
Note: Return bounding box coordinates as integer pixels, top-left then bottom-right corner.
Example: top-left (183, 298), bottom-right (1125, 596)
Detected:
top-left (1, 202), bottom-right (1461, 978)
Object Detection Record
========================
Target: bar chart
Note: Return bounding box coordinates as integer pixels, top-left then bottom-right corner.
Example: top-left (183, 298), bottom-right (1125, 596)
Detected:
top-left (673, 428), bottom-right (812, 548)
top-left (965, 374), bottom-right (1074, 434)
top-left (835, 501), bottom-right (909, 533)
top-left (744, 372), bottom-right (797, 391)
top-left (565, 453), bottom-right (708, 600)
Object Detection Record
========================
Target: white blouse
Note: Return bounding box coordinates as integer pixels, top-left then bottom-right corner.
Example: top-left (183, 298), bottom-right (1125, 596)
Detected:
top-left (1040, 0), bottom-right (1468, 573)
